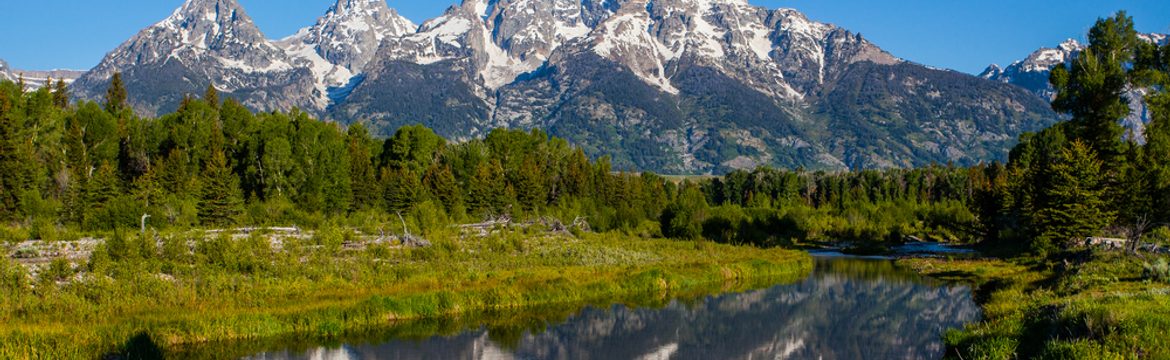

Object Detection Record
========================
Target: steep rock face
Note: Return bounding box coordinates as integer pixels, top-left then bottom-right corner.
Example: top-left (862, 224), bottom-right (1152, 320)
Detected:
top-left (474, 0), bottom-right (1051, 172)
top-left (819, 62), bottom-right (1055, 169)
top-left (71, 0), bottom-right (316, 115)
top-left (69, 0), bottom-right (1060, 173)
top-left (983, 34), bottom-right (1168, 141)
top-left (277, 0), bottom-right (417, 107)
top-left (334, 0), bottom-right (622, 136)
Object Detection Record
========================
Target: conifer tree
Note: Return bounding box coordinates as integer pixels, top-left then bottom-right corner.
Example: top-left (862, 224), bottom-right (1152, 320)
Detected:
top-left (347, 124), bottom-right (378, 210)
top-left (52, 79), bottom-right (69, 108)
top-left (104, 72), bottom-right (127, 114)
top-left (198, 150), bottom-right (244, 227)
top-left (382, 167), bottom-right (424, 212)
top-left (423, 164), bottom-right (462, 213)
top-left (1033, 141), bottom-right (1114, 253)
top-left (83, 162), bottom-right (122, 229)
top-left (204, 84), bottom-right (219, 109)
top-left (515, 157), bottom-right (546, 211)
top-left (0, 87), bottom-right (38, 220)
top-left (466, 160), bottom-right (507, 216)
top-left (1050, 12), bottom-right (1138, 164)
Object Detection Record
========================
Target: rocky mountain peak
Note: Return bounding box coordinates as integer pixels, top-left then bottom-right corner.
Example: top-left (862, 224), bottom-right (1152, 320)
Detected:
top-left (160, 0), bottom-right (268, 50)
top-left (71, 0), bottom-right (311, 116)
top-left (279, 0), bottom-right (418, 104)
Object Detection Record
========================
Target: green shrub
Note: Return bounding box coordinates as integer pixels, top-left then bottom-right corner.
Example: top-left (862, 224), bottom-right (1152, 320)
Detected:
top-left (41, 258), bottom-right (75, 283)
top-left (1144, 259), bottom-right (1170, 283)
top-left (0, 256), bottom-right (30, 293)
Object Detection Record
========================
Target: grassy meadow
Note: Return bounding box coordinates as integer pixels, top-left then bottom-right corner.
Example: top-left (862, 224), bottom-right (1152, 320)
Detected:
top-left (0, 226), bottom-right (812, 358)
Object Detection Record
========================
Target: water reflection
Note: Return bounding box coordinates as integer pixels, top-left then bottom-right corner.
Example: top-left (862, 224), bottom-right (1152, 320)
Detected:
top-left (242, 257), bottom-right (979, 360)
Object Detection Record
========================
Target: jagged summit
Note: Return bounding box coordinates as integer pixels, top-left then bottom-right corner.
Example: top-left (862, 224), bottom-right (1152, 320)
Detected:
top-left (278, 0), bottom-right (418, 107)
top-left (70, 0), bottom-right (311, 115)
top-left (281, 0), bottom-right (416, 72)
top-left (66, 0), bottom-right (1057, 173)
top-left (160, 0), bottom-right (268, 48)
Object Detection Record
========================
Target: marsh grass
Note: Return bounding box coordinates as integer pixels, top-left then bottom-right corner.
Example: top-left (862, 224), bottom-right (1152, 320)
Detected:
top-left (903, 252), bottom-right (1170, 359)
top-left (0, 230), bottom-right (810, 359)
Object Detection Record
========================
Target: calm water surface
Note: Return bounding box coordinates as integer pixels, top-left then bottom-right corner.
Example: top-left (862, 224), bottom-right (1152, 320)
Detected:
top-left (242, 256), bottom-right (980, 360)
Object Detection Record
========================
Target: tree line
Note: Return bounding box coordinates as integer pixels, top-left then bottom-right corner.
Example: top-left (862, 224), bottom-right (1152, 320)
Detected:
top-left (0, 74), bottom-right (676, 236)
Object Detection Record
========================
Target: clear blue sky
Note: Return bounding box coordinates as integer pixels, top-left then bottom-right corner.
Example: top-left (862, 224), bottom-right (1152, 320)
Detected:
top-left (2, 0), bottom-right (1168, 74)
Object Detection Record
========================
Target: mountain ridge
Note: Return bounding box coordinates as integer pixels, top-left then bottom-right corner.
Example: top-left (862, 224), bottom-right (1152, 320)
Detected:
top-left (67, 0), bottom-right (1059, 173)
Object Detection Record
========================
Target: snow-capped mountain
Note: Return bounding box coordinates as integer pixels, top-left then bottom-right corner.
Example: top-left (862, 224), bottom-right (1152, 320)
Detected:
top-left (979, 39), bottom-right (1082, 100)
top-left (0, 58), bottom-right (86, 90)
top-left (71, 0), bottom-right (316, 115)
top-left (0, 59), bottom-right (13, 83)
top-left (342, 0), bottom-right (1052, 171)
top-left (983, 34), bottom-right (1169, 141)
top-left (68, 0), bottom-right (1057, 173)
top-left (278, 0), bottom-right (417, 107)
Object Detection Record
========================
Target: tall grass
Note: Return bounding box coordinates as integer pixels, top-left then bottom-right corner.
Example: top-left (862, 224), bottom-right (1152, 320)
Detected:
top-left (904, 252), bottom-right (1170, 359)
top-left (0, 229), bottom-right (811, 359)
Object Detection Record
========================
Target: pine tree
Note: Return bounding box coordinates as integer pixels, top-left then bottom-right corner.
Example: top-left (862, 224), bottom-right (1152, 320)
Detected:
top-left (204, 84), bottom-right (219, 109)
top-left (1033, 141), bottom-right (1115, 253)
top-left (423, 164), bottom-right (462, 213)
top-left (1145, 85), bottom-right (1170, 225)
top-left (82, 162), bottom-right (122, 230)
top-left (104, 72), bottom-right (128, 114)
top-left (1050, 12), bottom-right (1138, 164)
top-left (52, 79), bottom-right (69, 108)
top-left (382, 167), bottom-right (424, 212)
top-left (347, 124), bottom-right (378, 210)
top-left (0, 87), bottom-right (38, 220)
top-left (515, 157), bottom-right (546, 211)
top-left (198, 151), bottom-right (244, 227)
top-left (466, 160), bottom-right (506, 216)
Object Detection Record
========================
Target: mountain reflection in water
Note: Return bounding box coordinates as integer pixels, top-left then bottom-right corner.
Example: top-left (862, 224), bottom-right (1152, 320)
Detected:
top-left (246, 257), bottom-right (980, 360)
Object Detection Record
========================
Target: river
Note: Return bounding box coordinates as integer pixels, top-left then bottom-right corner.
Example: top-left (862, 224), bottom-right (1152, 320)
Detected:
top-left (221, 254), bottom-right (980, 360)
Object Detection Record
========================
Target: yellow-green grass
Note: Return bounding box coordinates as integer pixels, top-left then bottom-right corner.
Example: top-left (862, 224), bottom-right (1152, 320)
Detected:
top-left (0, 230), bottom-right (811, 359)
top-left (899, 253), bottom-right (1170, 359)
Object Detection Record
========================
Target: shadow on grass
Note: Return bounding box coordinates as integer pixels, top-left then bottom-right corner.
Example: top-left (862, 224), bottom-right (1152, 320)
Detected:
top-left (103, 332), bottom-right (164, 360)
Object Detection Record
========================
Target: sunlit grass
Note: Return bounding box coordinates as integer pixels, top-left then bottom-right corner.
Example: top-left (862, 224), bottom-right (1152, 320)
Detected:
top-left (0, 229), bottom-right (811, 359)
top-left (902, 252), bottom-right (1170, 359)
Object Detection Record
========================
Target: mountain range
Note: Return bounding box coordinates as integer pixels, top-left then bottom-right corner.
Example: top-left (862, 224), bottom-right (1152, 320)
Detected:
top-left (63, 0), bottom-right (1061, 173)
top-left (0, 58), bottom-right (84, 90)
top-left (981, 33), bottom-right (1168, 142)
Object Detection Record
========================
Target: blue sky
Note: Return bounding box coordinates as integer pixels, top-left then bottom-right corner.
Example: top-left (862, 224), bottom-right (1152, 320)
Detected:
top-left (1, 0), bottom-right (1168, 74)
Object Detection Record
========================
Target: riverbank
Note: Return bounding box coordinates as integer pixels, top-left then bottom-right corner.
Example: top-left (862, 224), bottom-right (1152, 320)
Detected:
top-left (0, 229), bottom-right (812, 359)
top-left (898, 251), bottom-right (1170, 359)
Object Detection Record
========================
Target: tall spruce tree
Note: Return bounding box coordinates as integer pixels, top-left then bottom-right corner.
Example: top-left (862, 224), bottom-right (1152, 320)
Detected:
top-left (382, 167), bottom-right (424, 212)
top-left (52, 79), bottom-right (69, 109)
top-left (199, 150), bottom-right (243, 227)
top-left (82, 162), bottom-right (122, 230)
top-left (104, 72), bottom-right (127, 114)
top-left (466, 160), bottom-right (507, 216)
top-left (423, 164), bottom-right (462, 213)
top-left (204, 84), bottom-right (219, 109)
top-left (1033, 141), bottom-right (1114, 254)
top-left (347, 124), bottom-right (379, 210)
top-left (1050, 12), bottom-right (1138, 165)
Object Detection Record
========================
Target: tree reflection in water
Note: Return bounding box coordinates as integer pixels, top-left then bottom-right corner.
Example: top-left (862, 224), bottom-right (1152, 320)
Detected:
top-left (236, 257), bottom-right (980, 360)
